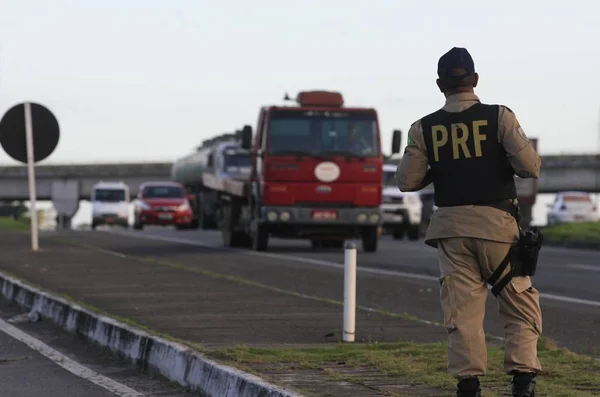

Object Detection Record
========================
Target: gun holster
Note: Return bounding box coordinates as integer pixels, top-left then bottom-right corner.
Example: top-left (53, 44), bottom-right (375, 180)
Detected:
top-left (483, 201), bottom-right (544, 297)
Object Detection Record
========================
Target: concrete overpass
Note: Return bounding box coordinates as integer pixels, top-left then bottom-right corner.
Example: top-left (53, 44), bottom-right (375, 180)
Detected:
top-left (0, 163), bottom-right (172, 201)
top-left (0, 154), bottom-right (598, 201)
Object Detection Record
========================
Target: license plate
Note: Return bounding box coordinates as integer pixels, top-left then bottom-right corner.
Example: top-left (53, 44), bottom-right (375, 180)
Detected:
top-left (158, 213), bottom-right (173, 220)
top-left (312, 210), bottom-right (337, 220)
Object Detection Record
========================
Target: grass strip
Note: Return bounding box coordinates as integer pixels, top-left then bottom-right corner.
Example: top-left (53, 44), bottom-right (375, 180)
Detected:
top-left (213, 337), bottom-right (600, 397)
top-left (0, 217), bottom-right (30, 232)
top-left (544, 221), bottom-right (600, 242)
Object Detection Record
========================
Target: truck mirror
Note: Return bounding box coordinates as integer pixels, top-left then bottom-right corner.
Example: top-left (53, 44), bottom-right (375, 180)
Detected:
top-left (391, 129), bottom-right (402, 154)
top-left (241, 125), bottom-right (253, 150)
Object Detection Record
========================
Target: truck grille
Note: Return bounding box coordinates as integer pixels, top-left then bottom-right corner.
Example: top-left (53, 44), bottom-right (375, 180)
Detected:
top-left (296, 202), bottom-right (355, 208)
top-left (386, 197), bottom-right (404, 204)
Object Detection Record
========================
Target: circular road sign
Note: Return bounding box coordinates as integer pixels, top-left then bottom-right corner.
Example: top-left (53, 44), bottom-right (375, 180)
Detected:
top-left (0, 102), bottom-right (60, 164)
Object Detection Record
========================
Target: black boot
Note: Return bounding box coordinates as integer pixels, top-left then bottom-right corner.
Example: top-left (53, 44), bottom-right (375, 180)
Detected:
top-left (456, 377), bottom-right (481, 397)
top-left (511, 372), bottom-right (536, 397)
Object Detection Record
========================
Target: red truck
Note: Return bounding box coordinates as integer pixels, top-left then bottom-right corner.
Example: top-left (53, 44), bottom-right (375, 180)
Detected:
top-left (202, 90), bottom-right (400, 252)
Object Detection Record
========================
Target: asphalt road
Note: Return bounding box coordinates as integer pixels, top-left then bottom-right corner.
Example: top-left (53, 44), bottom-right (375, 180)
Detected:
top-left (0, 299), bottom-right (202, 397)
top-left (58, 226), bottom-right (600, 358)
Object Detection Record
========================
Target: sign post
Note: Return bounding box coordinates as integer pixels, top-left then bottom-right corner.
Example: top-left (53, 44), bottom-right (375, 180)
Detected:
top-left (0, 101), bottom-right (60, 251)
top-left (24, 103), bottom-right (39, 250)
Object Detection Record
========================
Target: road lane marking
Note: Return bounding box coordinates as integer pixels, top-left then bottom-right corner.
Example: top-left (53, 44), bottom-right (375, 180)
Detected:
top-left (0, 317), bottom-right (144, 397)
top-left (566, 264), bottom-right (600, 272)
top-left (106, 230), bottom-right (600, 308)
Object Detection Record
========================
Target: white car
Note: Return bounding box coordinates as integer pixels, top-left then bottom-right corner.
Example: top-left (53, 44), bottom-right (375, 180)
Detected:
top-left (547, 191), bottom-right (598, 226)
top-left (381, 164), bottom-right (422, 240)
top-left (91, 181), bottom-right (130, 229)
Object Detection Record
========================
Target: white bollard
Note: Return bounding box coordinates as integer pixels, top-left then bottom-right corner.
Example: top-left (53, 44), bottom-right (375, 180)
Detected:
top-left (343, 240), bottom-right (357, 342)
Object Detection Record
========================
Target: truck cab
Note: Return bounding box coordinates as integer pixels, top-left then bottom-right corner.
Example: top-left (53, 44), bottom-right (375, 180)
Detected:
top-left (90, 181), bottom-right (130, 229)
top-left (172, 136), bottom-right (252, 230)
top-left (381, 163), bottom-right (422, 240)
top-left (236, 90), bottom-right (390, 252)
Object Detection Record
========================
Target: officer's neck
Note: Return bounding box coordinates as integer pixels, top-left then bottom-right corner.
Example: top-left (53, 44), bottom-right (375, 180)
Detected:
top-left (444, 87), bottom-right (475, 97)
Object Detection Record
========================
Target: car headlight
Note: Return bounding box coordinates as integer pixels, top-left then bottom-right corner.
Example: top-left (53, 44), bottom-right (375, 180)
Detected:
top-left (356, 213), bottom-right (367, 223)
top-left (138, 201), bottom-right (151, 210)
top-left (383, 196), bottom-right (392, 204)
top-left (177, 202), bottom-right (190, 211)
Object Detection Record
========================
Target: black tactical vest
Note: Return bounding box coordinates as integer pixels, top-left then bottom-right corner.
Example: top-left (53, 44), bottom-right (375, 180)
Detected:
top-left (421, 102), bottom-right (516, 207)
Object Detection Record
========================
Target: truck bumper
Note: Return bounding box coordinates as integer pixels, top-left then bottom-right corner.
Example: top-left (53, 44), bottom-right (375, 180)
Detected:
top-left (381, 204), bottom-right (421, 226)
top-left (258, 205), bottom-right (381, 239)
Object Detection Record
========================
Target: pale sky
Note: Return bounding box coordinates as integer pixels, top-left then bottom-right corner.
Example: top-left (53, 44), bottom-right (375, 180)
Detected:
top-left (0, 0), bottom-right (599, 166)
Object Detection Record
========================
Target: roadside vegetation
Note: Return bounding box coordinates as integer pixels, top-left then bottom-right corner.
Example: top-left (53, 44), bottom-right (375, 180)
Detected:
top-left (0, 216), bottom-right (31, 231)
top-left (544, 221), bottom-right (600, 243)
top-left (215, 337), bottom-right (600, 397)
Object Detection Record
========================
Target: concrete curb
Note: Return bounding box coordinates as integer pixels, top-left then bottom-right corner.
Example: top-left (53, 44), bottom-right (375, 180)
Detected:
top-left (0, 270), bottom-right (303, 397)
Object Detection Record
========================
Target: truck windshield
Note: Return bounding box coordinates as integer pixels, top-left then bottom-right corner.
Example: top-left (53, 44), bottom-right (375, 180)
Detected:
top-left (142, 186), bottom-right (184, 198)
top-left (267, 110), bottom-right (379, 157)
top-left (224, 154), bottom-right (252, 170)
top-left (383, 171), bottom-right (396, 186)
top-left (93, 189), bottom-right (126, 202)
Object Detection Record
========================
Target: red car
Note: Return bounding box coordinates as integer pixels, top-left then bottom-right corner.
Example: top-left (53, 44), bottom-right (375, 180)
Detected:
top-left (133, 182), bottom-right (193, 230)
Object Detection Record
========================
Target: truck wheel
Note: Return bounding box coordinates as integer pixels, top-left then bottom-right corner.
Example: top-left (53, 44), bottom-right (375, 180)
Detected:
top-left (407, 225), bottom-right (420, 241)
top-left (252, 225), bottom-right (269, 251)
top-left (222, 229), bottom-right (246, 247)
top-left (200, 212), bottom-right (212, 230)
top-left (392, 226), bottom-right (405, 240)
top-left (361, 227), bottom-right (378, 252)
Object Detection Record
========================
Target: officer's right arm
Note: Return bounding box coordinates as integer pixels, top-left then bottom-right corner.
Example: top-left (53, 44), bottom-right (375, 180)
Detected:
top-left (497, 106), bottom-right (541, 179)
top-left (395, 120), bottom-right (431, 191)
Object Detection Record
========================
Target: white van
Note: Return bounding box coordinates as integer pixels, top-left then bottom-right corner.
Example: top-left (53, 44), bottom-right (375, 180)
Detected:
top-left (91, 182), bottom-right (130, 229)
top-left (381, 164), bottom-right (422, 240)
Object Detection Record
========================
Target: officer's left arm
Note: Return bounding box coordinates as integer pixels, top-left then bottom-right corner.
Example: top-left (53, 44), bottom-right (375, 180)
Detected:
top-left (395, 120), bottom-right (430, 191)
top-left (498, 106), bottom-right (541, 179)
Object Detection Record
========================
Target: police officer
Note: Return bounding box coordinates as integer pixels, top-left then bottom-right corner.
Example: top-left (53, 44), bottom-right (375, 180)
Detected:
top-left (395, 47), bottom-right (542, 397)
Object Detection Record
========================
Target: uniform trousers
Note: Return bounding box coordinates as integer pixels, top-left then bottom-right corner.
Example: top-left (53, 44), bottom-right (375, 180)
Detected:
top-left (437, 237), bottom-right (543, 379)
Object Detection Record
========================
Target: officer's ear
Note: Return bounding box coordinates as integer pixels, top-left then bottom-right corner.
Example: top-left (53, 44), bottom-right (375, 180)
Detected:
top-left (472, 73), bottom-right (479, 88)
top-left (436, 78), bottom-right (444, 93)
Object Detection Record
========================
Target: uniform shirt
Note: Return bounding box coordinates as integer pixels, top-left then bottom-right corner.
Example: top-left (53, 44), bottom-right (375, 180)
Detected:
top-left (395, 92), bottom-right (541, 248)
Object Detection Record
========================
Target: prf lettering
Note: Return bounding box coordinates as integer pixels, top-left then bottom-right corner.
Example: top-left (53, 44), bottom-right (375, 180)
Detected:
top-left (431, 120), bottom-right (487, 162)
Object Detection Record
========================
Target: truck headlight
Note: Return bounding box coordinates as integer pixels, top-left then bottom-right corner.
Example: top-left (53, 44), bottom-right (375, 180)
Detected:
top-left (356, 213), bottom-right (367, 223)
top-left (369, 213), bottom-right (380, 223)
top-left (280, 211), bottom-right (291, 221)
top-left (267, 211), bottom-right (278, 221)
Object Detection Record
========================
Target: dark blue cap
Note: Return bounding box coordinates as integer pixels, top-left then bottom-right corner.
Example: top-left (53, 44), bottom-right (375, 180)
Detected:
top-left (437, 47), bottom-right (475, 80)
